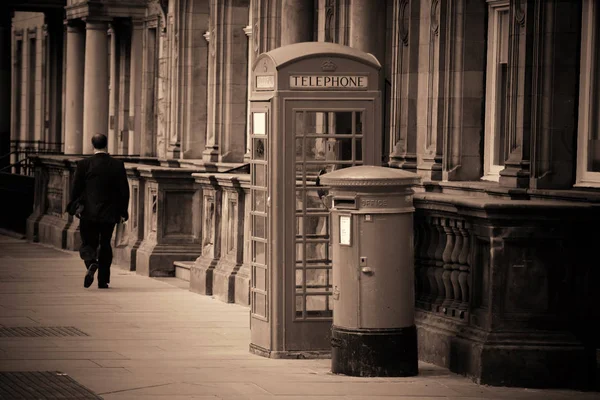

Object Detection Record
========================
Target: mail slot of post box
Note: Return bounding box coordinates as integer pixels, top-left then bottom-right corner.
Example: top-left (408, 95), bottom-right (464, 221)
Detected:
top-left (333, 197), bottom-right (357, 209)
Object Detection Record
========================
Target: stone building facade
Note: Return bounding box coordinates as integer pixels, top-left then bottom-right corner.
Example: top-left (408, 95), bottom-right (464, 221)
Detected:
top-left (1, 0), bottom-right (600, 390)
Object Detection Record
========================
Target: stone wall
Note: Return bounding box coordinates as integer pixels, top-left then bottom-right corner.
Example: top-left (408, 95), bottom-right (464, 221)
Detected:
top-left (412, 184), bottom-right (600, 389)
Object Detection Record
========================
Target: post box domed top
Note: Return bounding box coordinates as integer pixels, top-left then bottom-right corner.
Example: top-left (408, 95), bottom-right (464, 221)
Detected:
top-left (259, 42), bottom-right (381, 70)
top-left (320, 166), bottom-right (420, 188)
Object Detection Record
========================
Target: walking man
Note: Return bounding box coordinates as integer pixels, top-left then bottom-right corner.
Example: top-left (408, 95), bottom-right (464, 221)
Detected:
top-left (67, 133), bottom-right (130, 289)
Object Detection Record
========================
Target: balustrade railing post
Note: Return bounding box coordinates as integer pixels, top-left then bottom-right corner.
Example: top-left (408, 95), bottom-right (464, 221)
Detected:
top-left (441, 218), bottom-right (455, 310)
top-left (457, 221), bottom-right (471, 313)
top-left (433, 217), bottom-right (447, 309)
top-left (450, 221), bottom-right (463, 312)
top-left (425, 216), bottom-right (439, 306)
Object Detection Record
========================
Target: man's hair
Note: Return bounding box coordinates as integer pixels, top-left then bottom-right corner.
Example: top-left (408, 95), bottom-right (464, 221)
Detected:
top-left (91, 133), bottom-right (108, 150)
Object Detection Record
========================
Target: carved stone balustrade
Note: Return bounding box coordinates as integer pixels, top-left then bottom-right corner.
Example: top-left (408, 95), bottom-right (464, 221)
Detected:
top-left (413, 191), bottom-right (600, 389)
top-left (188, 173), bottom-right (251, 306)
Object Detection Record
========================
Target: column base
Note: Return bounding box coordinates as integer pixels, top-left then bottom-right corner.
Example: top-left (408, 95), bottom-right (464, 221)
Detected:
top-left (113, 238), bottom-right (142, 271)
top-left (166, 143), bottom-right (181, 159)
top-left (234, 263), bottom-right (250, 306)
top-left (202, 146), bottom-right (219, 162)
top-left (26, 212), bottom-right (44, 243)
top-left (211, 259), bottom-right (240, 303)
top-left (189, 255), bottom-right (216, 296)
top-left (64, 218), bottom-right (82, 251)
top-left (388, 153), bottom-right (417, 171)
top-left (331, 325), bottom-right (418, 377)
top-left (36, 215), bottom-right (70, 249)
top-left (416, 158), bottom-right (443, 181)
top-left (498, 162), bottom-right (530, 188)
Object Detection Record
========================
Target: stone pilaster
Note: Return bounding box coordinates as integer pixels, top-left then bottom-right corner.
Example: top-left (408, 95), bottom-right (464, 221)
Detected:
top-left (388, 0), bottom-right (419, 171)
top-left (442, 0), bottom-right (486, 181)
top-left (0, 9), bottom-right (11, 169)
top-left (203, 0), bottom-right (249, 163)
top-left (528, 0), bottom-right (582, 189)
top-left (128, 20), bottom-right (143, 156)
top-left (63, 20), bottom-right (85, 154)
top-left (82, 20), bottom-right (109, 155)
top-left (416, 0), bottom-right (447, 181)
top-left (141, 19), bottom-right (157, 157)
top-left (498, 0), bottom-right (536, 188)
top-left (253, 0), bottom-right (281, 56)
top-left (181, 3), bottom-right (209, 160)
top-left (166, 0), bottom-right (181, 160)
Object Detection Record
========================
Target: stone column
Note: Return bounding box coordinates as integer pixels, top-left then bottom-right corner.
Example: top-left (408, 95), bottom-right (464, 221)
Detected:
top-left (82, 20), bottom-right (109, 155)
top-left (347, 0), bottom-right (386, 63)
top-left (203, 0), bottom-right (249, 163)
top-left (44, 12), bottom-right (64, 148)
top-left (63, 21), bottom-right (85, 155)
top-left (117, 23), bottom-right (131, 156)
top-left (281, 0), bottom-right (314, 45)
top-left (0, 10), bottom-right (11, 169)
top-left (128, 20), bottom-right (143, 156)
top-left (347, 0), bottom-right (387, 164)
top-left (107, 23), bottom-right (119, 154)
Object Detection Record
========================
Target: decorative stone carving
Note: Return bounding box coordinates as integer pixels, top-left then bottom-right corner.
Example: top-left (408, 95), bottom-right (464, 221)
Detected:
top-left (399, 0), bottom-right (409, 46)
top-left (430, 0), bottom-right (440, 36)
top-left (513, 0), bottom-right (525, 26)
top-left (325, 0), bottom-right (335, 42)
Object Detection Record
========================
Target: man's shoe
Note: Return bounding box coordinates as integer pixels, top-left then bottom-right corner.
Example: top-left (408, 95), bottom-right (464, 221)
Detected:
top-left (84, 263), bottom-right (98, 288)
top-left (98, 283), bottom-right (109, 289)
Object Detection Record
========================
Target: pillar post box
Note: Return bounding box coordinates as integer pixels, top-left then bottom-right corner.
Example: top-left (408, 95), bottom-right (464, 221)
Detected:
top-left (320, 165), bottom-right (420, 377)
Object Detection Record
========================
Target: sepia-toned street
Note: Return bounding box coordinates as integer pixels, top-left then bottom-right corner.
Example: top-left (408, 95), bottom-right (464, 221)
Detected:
top-left (0, 234), bottom-right (596, 400)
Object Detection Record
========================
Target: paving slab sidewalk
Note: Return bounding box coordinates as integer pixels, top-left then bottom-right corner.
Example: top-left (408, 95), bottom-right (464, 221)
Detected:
top-left (0, 235), bottom-right (597, 400)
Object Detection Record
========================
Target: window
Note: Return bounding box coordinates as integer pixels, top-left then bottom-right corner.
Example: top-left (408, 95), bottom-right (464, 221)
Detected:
top-left (483, 0), bottom-right (509, 181)
top-left (576, 0), bottom-right (600, 186)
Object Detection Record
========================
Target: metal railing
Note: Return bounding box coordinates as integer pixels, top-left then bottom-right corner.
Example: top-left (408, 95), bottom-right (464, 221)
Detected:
top-left (0, 140), bottom-right (64, 176)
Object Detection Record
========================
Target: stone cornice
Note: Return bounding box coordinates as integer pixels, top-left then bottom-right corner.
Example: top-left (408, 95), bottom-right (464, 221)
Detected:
top-left (66, 0), bottom-right (147, 21)
top-left (136, 165), bottom-right (204, 180)
top-left (414, 192), bottom-right (600, 223)
top-left (192, 173), bottom-right (250, 190)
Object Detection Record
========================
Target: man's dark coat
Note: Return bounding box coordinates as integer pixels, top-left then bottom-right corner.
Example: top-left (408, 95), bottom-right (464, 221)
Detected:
top-left (67, 153), bottom-right (130, 224)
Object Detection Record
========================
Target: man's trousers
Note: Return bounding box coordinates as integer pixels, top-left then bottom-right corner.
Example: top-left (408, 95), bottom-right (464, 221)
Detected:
top-left (79, 219), bottom-right (116, 286)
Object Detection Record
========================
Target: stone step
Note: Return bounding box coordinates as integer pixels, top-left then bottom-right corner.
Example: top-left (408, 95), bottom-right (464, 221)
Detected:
top-left (173, 261), bottom-right (194, 282)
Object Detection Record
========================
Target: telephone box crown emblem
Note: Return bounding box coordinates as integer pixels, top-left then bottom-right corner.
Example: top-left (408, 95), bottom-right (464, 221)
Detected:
top-left (321, 60), bottom-right (337, 72)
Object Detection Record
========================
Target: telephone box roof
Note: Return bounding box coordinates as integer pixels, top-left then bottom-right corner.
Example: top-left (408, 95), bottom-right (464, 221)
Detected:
top-left (259, 42), bottom-right (381, 70)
